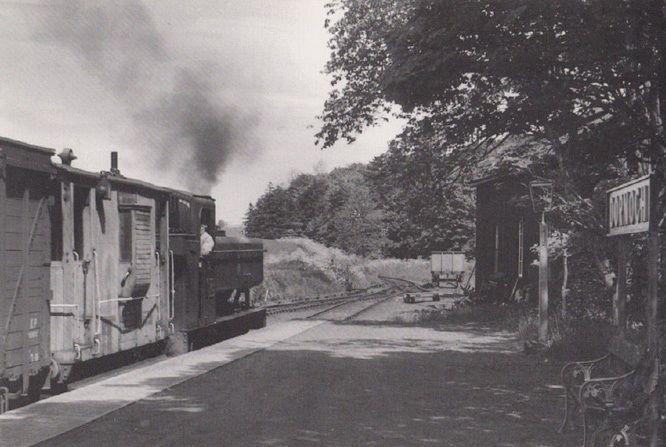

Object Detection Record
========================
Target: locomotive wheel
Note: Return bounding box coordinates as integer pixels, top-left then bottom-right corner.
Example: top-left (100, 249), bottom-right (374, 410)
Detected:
top-left (165, 331), bottom-right (192, 357)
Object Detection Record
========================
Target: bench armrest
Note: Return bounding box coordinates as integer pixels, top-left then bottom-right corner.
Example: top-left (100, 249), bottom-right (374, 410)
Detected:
top-left (579, 370), bottom-right (637, 409)
top-left (561, 354), bottom-right (611, 387)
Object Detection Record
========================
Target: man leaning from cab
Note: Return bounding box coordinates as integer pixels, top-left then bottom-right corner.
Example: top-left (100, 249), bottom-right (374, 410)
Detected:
top-left (200, 224), bottom-right (214, 257)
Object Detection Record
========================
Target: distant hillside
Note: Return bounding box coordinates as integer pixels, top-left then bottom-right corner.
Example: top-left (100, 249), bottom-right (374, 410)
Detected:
top-left (252, 237), bottom-right (431, 304)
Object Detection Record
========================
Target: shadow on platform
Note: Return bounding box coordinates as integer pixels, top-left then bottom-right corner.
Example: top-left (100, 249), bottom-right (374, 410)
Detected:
top-left (23, 320), bottom-right (583, 447)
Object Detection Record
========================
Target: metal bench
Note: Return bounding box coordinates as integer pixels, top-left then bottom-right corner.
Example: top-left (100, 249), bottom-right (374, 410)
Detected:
top-left (560, 321), bottom-right (665, 447)
top-left (559, 336), bottom-right (644, 443)
top-left (579, 349), bottom-right (656, 446)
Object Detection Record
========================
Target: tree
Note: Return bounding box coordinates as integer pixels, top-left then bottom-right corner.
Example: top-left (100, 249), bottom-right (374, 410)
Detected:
top-left (244, 165), bottom-right (389, 257)
top-left (367, 133), bottom-right (475, 258)
top-left (318, 0), bottom-right (665, 190)
top-left (318, 0), bottom-right (666, 295)
top-left (244, 183), bottom-right (299, 239)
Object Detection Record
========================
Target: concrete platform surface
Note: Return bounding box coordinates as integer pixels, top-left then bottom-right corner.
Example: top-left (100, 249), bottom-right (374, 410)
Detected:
top-left (34, 298), bottom-right (580, 447)
top-left (0, 320), bottom-right (321, 447)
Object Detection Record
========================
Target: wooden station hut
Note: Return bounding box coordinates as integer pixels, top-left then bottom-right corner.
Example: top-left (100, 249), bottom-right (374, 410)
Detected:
top-left (472, 173), bottom-right (540, 302)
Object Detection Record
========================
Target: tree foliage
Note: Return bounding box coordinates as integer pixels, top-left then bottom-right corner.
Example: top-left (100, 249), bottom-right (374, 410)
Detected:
top-left (244, 162), bottom-right (474, 258)
top-left (319, 0), bottom-right (665, 169)
top-left (367, 130), bottom-right (475, 258)
top-left (318, 0), bottom-right (666, 316)
top-left (244, 165), bottom-right (387, 257)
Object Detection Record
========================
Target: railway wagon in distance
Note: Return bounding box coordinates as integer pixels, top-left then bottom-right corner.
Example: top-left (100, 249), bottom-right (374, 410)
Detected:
top-left (430, 251), bottom-right (466, 289)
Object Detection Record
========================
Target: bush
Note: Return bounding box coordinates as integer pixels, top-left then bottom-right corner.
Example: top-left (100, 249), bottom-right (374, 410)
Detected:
top-left (253, 237), bottom-right (431, 303)
top-left (518, 311), bottom-right (613, 361)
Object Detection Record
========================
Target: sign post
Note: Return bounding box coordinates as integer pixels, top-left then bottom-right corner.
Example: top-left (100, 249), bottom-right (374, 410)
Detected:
top-left (607, 174), bottom-right (660, 445)
top-left (607, 175), bottom-right (653, 237)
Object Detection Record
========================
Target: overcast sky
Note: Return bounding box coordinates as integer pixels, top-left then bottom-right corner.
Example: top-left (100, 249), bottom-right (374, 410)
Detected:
top-left (0, 0), bottom-right (401, 224)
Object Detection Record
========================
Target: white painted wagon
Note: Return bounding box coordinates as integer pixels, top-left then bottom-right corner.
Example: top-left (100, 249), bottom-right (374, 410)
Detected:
top-left (430, 251), bottom-right (466, 288)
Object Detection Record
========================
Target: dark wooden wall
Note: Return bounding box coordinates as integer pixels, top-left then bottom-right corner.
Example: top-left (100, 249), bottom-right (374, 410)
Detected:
top-left (475, 177), bottom-right (539, 300)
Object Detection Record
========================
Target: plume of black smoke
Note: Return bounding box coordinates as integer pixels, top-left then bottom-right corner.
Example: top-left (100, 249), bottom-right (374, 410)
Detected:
top-left (37, 0), bottom-right (255, 193)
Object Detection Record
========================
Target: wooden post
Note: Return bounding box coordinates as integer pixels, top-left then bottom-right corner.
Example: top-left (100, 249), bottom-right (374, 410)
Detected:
top-left (561, 248), bottom-right (568, 319)
top-left (613, 237), bottom-right (627, 333)
top-left (647, 229), bottom-right (660, 447)
top-left (538, 211), bottom-right (549, 343)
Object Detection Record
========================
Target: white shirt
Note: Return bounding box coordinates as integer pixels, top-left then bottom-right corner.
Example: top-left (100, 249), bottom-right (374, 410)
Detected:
top-left (200, 231), bottom-right (214, 256)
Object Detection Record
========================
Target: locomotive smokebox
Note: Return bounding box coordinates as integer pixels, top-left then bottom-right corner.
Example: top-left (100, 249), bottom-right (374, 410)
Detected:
top-left (111, 151), bottom-right (120, 174)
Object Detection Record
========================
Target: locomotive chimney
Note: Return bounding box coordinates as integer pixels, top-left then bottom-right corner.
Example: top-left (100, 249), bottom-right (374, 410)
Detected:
top-left (110, 151), bottom-right (120, 175)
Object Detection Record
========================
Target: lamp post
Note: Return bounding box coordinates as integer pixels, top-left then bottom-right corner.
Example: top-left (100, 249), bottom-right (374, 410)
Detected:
top-left (529, 180), bottom-right (553, 344)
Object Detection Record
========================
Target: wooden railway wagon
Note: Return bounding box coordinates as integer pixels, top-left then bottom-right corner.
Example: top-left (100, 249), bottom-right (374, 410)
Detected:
top-left (48, 159), bottom-right (173, 385)
top-left (0, 138), bottom-right (265, 412)
top-left (0, 138), bottom-right (55, 408)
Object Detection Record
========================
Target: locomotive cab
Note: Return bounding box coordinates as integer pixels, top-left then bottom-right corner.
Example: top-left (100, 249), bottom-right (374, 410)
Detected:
top-left (166, 192), bottom-right (265, 355)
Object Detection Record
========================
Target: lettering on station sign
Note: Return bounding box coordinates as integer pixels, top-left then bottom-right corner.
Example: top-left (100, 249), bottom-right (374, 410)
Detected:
top-left (607, 175), bottom-right (653, 236)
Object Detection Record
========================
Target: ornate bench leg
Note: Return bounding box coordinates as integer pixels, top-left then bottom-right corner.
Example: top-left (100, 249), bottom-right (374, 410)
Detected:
top-left (583, 410), bottom-right (611, 447)
top-left (560, 391), bottom-right (570, 433)
top-left (583, 410), bottom-right (594, 447)
top-left (560, 387), bottom-right (581, 432)
top-left (560, 390), bottom-right (574, 432)
top-left (591, 424), bottom-right (612, 447)
top-left (583, 411), bottom-right (589, 447)
top-left (0, 387), bottom-right (8, 414)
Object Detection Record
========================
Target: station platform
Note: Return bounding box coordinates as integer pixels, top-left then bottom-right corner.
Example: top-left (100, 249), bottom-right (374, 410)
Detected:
top-left (0, 320), bottom-right (321, 447)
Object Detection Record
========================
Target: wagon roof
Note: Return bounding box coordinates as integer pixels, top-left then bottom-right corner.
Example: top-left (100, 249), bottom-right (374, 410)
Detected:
top-left (0, 135), bottom-right (213, 199)
top-left (55, 163), bottom-right (169, 195)
top-left (0, 135), bottom-right (56, 173)
top-left (0, 135), bottom-right (56, 155)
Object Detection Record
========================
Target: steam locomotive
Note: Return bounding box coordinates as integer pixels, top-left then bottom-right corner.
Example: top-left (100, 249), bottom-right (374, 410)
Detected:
top-left (0, 136), bottom-right (265, 412)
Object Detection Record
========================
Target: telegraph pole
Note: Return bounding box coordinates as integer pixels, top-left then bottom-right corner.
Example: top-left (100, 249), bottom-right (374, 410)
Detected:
top-left (538, 211), bottom-right (549, 343)
top-left (530, 180), bottom-right (553, 344)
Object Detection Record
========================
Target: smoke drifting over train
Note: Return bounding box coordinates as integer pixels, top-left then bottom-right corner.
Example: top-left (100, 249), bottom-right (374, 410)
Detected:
top-left (37, 0), bottom-right (254, 193)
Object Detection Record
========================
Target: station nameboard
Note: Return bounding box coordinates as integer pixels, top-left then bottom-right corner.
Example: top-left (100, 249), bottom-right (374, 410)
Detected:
top-left (607, 175), bottom-right (653, 236)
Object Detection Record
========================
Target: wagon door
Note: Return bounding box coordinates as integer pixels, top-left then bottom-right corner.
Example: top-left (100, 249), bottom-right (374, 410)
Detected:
top-left (49, 182), bottom-right (90, 370)
top-left (0, 166), bottom-right (52, 394)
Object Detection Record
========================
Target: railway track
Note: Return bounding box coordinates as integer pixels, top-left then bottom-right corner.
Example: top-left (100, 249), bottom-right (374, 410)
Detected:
top-left (265, 276), bottom-right (422, 318)
top-left (318, 292), bottom-right (402, 321)
top-left (265, 286), bottom-right (389, 316)
top-left (377, 275), bottom-right (429, 291)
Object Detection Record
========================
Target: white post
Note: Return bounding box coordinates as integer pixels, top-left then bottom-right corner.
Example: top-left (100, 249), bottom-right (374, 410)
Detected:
top-left (538, 212), bottom-right (549, 343)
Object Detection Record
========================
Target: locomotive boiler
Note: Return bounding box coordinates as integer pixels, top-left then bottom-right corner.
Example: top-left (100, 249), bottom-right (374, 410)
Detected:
top-left (0, 137), bottom-right (265, 411)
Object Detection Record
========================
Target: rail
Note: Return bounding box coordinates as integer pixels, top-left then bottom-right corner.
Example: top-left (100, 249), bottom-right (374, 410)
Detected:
top-left (265, 277), bottom-right (421, 316)
top-left (265, 288), bottom-right (389, 315)
top-left (377, 275), bottom-right (429, 291)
